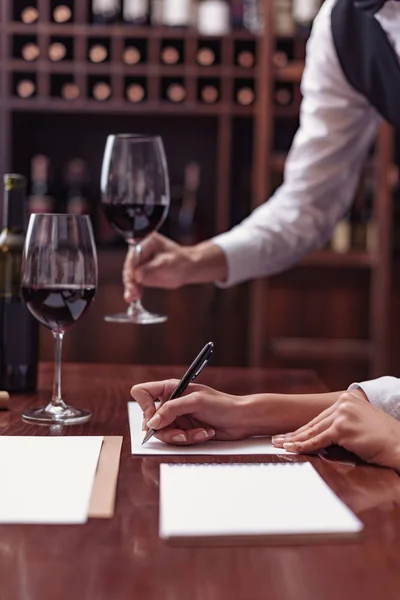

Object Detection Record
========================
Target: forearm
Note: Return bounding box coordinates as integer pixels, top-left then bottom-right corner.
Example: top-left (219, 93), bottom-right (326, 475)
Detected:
top-left (240, 391), bottom-right (346, 437)
top-left (184, 241), bottom-right (228, 284)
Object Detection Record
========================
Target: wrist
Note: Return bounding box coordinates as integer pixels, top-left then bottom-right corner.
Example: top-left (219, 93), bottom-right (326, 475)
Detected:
top-left (184, 242), bottom-right (228, 285)
top-left (238, 394), bottom-right (274, 437)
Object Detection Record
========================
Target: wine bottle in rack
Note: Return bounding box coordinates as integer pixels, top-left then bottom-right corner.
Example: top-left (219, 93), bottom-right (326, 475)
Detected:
top-left (243, 0), bottom-right (263, 34)
top-left (165, 82), bottom-right (186, 103)
top-left (0, 175), bottom-right (39, 392)
top-left (150, 0), bottom-right (164, 25)
top-left (88, 43), bottom-right (109, 63)
top-left (236, 84), bottom-right (255, 106)
top-left (231, 0), bottom-right (244, 28)
top-left (20, 6), bottom-right (39, 24)
top-left (331, 217), bottom-right (351, 254)
top-left (273, 0), bottom-right (295, 36)
top-left (52, 4), bottom-right (73, 23)
top-left (199, 82), bottom-right (219, 104)
top-left (197, 0), bottom-right (231, 35)
top-left (236, 49), bottom-right (255, 69)
top-left (92, 0), bottom-right (120, 23)
top-left (177, 162), bottom-right (201, 245)
top-left (292, 0), bottom-right (321, 34)
top-left (21, 43), bottom-right (40, 62)
top-left (126, 82), bottom-right (146, 103)
top-left (163, 0), bottom-right (192, 27)
top-left (16, 78), bottom-right (36, 99)
top-left (28, 155), bottom-right (56, 214)
top-left (273, 50), bottom-right (290, 69)
top-left (160, 45), bottom-right (181, 65)
top-left (64, 159), bottom-right (90, 216)
top-left (48, 42), bottom-right (67, 62)
top-left (61, 82), bottom-right (80, 101)
top-left (92, 81), bottom-right (112, 101)
top-left (123, 0), bottom-right (149, 24)
top-left (122, 45), bottom-right (142, 65)
top-left (196, 47), bottom-right (216, 67)
top-left (274, 84), bottom-right (293, 107)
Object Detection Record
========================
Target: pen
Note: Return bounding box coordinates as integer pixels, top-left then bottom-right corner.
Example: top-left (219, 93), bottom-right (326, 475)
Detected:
top-left (141, 341), bottom-right (214, 445)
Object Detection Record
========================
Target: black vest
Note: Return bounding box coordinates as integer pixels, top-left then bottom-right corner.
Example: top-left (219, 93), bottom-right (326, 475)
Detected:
top-left (331, 0), bottom-right (400, 131)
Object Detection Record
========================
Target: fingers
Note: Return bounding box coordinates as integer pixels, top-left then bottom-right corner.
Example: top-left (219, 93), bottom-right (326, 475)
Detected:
top-left (122, 235), bottom-right (164, 302)
top-left (146, 393), bottom-right (202, 430)
top-left (276, 415), bottom-right (334, 448)
top-left (282, 425), bottom-right (337, 454)
top-left (272, 404), bottom-right (337, 447)
top-left (154, 427), bottom-right (215, 446)
top-left (131, 379), bottom-right (180, 423)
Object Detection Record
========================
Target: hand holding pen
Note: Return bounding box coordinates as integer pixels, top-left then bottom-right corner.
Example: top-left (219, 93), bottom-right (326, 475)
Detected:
top-left (142, 342), bottom-right (214, 445)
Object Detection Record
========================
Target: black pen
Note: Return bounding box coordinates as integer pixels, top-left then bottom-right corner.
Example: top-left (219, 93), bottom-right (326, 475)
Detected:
top-left (141, 341), bottom-right (214, 445)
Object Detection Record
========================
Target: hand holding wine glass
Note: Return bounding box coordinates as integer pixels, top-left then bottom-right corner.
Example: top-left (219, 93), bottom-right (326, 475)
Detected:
top-left (101, 134), bottom-right (170, 324)
top-left (21, 214), bottom-right (97, 425)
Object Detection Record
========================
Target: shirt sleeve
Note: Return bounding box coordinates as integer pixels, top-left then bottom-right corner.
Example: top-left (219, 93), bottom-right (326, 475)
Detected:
top-left (212, 0), bottom-right (380, 288)
top-left (348, 377), bottom-right (400, 421)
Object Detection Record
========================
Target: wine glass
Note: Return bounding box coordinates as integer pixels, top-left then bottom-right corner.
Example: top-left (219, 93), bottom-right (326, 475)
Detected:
top-left (21, 214), bottom-right (97, 425)
top-left (101, 134), bottom-right (170, 324)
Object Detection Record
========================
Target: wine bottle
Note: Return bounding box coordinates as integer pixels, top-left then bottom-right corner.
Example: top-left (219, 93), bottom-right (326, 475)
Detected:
top-left (197, 0), bottom-right (231, 35)
top-left (237, 50), bottom-right (255, 68)
top-left (166, 83), bottom-right (186, 103)
top-left (199, 84), bottom-right (219, 104)
top-left (28, 155), bottom-right (55, 214)
top-left (48, 42), bottom-right (67, 62)
top-left (177, 162), bottom-right (201, 245)
top-left (243, 0), bottom-right (263, 34)
top-left (273, 0), bottom-right (295, 36)
top-left (126, 83), bottom-right (145, 103)
top-left (273, 50), bottom-right (289, 69)
top-left (122, 45), bottom-right (141, 65)
top-left (92, 0), bottom-right (120, 23)
top-left (61, 82), bottom-right (80, 101)
top-left (275, 86), bottom-right (293, 106)
top-left (236, 86), bottom-right (254, 106)
top-left (64, 159), bottom-right (90, 215)
top-left (21, 6), bottom-right (39, 24)
top-left (21, 43), bottom-right (40, 62)
top-left (292, 0), bottom-right (321, 33)
top-left (161, 46), bottom-right (180, 65)
top-left (331, 218), bottom-right (351, 254)
top-left (89, 44), bottom-right (108, 63)
top-left (0, 175), bottom-right (39, 392)
top-left (52, 4), bottom-right (73, 23)
top-left (92, 81), bottom-right (112, 101)
top-left (16, 79), bottom-right (36, 99)
top-left (123, 0), bottom-right (149, 24)
top-left (196, 47), bottom-right (216, 66)
top-left (163, 0), bottom-right (192, 27)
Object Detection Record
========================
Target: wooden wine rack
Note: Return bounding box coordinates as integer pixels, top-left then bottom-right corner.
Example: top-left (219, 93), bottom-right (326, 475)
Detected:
top-left (0, 0), bottom-right (395, 387)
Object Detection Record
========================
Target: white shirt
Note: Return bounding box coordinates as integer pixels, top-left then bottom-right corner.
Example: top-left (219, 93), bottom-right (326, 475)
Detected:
top-left (212, 0), bottom-right (400, 420)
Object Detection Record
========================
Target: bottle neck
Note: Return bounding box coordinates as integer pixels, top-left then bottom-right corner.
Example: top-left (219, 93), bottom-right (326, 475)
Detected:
top-left (3, 186), bottom-right (27, 232)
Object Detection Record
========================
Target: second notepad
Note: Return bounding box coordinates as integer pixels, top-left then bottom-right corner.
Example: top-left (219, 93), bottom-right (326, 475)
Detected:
top-left (159, 462), bottom-right (363, 546)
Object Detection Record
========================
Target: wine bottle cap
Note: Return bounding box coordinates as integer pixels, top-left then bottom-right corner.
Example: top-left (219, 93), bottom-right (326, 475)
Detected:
top-left (21, 43), bottom-right (40, 62)
top-left (21, 6), bottom-right (39, 24)
top-left (273, 51), bottom-right (289, 69)
top-left (237, 86), bottom-right (254, 106)
top-left (167, 83), bottom-right (186, 102)
top-left (126, 83), bottom-right (145, 103)
top-left (197, 0), bottom-right (231, 36)
top-left (161, 46), bottom-right (180, 65)
top-left (61, 82), bottom-right (80, 101)
top-left (89, 44), bottom-right (108, 63)
top-left (53, 5), bottom-right (72, 23)
top-left (237, 50), bottom-right (255, 68)
top-left (48, 42), bottom-right (67, 62)
top-left (0, 391), bottom-right (10, 408)
top-left (201, 85), bottom-right (219, 103)
top-left (196, 47), bottom-right (215, 66)
top-left (16, 79), bottom-right (36, 98)
top-left (93, 82), bottom-right (111, 101)
top-left (275, 88), bottom-right (292, 105)
top-left (123, 46), bottom-right (141, 65)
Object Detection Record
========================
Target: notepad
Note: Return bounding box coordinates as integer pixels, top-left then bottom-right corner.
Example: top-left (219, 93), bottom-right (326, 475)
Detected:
top-left (0, 436), bottom-right (103, 524)
top-left (159, 462), bottom-right (363, 545)
top-left (128, 401), bottom-right (289, 455)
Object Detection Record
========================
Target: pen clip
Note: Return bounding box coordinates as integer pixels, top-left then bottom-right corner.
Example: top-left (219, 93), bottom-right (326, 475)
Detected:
top-left (192, 360), bottom-right (208, 380)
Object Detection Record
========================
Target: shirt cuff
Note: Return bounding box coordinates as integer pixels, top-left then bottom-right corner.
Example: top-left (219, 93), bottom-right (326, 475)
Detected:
top-left (348, 376), bottom-right (400, 421)
top-left (211, 230), bottom-right (258, 288)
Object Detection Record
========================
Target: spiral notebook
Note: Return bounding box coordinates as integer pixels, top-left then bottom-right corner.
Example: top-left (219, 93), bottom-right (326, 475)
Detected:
top-left (159, 462), bottom-right (363, 545)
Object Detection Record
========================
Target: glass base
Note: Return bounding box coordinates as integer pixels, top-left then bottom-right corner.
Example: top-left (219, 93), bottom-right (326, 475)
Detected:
top-left (104, 310), bottom-right (167, 325)
top-left (22, 404), bottom-right (92, 425)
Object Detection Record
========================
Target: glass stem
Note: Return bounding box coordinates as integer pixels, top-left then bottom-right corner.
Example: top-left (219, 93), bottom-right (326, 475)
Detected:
top-left (51, 332), bottom-right (65, 407)
top-left (128, 243), bottom-right (144, 314)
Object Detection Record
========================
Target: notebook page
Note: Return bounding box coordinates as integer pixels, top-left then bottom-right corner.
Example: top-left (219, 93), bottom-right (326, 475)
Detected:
top-left (128, 401), bottom-right (289, 455)
top-left (159, 463), bottom-right (363, 540)
top-left (0, 436), bottom-right (103, 524)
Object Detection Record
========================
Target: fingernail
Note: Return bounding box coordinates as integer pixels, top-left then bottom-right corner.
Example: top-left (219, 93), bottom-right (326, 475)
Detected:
top-left (172, 434), bottom-right (187, 443)
top-left (147, 414), bottom-right (161, 429)
top-left (207, 429), bottom-right (215, 438)
top-left (272, 436), bottom-right (284, 445)
top-left (194, 430), bottom-right (208, 442)
top-left (283, 442), bottom-right (296, 451)
top-left (142, 418), bottom-right (147, 432)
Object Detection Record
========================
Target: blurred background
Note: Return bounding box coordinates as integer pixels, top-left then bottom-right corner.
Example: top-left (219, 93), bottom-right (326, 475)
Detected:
top-left (1, 0), bottom-right (399, 390)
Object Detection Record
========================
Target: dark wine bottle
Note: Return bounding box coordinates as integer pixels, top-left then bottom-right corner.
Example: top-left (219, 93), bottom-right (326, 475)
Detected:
top-left (0, 175), bottom-right (39, 392)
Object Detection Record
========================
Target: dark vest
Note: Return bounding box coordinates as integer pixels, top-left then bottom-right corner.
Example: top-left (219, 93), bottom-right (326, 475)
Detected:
top-left (331, 0), bottom-right (400, 131)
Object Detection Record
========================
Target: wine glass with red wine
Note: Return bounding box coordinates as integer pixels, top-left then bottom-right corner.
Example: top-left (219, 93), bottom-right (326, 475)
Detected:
top-left (21, 214), bottom-right (97, 425)
top-left (101, 134), bottom-right (170, 324)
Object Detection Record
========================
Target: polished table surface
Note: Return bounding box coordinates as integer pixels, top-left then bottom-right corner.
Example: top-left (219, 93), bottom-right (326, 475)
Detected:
top-left (2, 363), bottom-right (400, 600)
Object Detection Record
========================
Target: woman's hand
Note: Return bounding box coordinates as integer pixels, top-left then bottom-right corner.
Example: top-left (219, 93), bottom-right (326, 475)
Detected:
top-left (272, 391), bottom-right (400, 470)
top-left (131, 380), bottom-right (252, 445)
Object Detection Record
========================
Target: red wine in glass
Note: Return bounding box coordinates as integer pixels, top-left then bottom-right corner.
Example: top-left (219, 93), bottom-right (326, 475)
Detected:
top-left (103, 202), bottom-right (168, 243)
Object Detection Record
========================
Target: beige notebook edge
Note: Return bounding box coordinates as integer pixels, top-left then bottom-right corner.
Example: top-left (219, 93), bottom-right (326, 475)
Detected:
top-left (89, 436), bottom-right (123, 519)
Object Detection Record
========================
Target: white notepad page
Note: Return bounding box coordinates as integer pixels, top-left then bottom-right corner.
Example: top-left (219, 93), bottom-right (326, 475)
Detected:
top-left (0, 436), bottom-right (103, 524)
top-left (159, 462), bottom-right (363, 541)
top-left (128, 402), bottom-right (289, 456)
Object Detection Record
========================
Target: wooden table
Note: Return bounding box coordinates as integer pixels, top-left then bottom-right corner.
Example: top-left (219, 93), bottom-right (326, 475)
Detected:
top-left (1, 363), bottom-right (400, 600)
